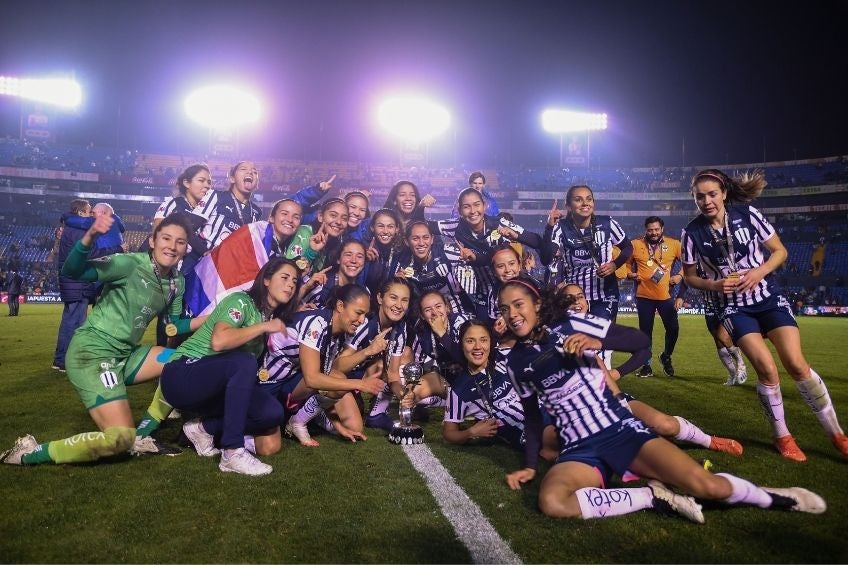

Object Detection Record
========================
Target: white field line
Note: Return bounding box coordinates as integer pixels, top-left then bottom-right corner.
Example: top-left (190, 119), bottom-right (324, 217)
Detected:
top-left (402, 443), bottom-right (523, 565)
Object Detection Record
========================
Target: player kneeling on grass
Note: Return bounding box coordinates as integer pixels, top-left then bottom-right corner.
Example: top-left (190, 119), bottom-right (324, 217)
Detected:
top-left (157, 258), bottom-right (304, 476)
top-left (499, 279), bottom-right (825, 523)
top-left (2, 215), bottom-right (205, 466)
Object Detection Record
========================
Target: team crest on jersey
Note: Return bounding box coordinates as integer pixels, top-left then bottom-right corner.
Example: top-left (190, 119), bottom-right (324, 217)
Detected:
top-left (308, 329), bottom-right (320, 340)
top-left (291, 245), bottom-right (303, 256)
top-left (228, 308), bottom-right (242, 322)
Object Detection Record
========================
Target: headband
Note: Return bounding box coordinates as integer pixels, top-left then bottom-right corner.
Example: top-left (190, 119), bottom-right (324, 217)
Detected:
top-left (504, 279), bottom-right (540, 298)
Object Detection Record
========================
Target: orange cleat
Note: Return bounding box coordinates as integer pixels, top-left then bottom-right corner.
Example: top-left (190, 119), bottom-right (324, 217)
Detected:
top-left (831, 433), bottom-right (848, 457)
top-left (709, 436), bottom-right (744, 456)
top-left (774, 435), bottom-right (807, 462)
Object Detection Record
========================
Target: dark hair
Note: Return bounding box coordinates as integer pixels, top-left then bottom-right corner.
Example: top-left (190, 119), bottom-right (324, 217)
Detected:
top-left (419, 289), bottom-right (448, 308)
top-left (246, 257), bottom-right (303, 321)
top-left (468, 171), bottom-right (486, 185)
top-left (152, 213), bottom-right (193, 241)
top-left (270, 198), bottom-right (302, 217)
top-left (176, 164), bottom-right (211, 197)
top-left (458, 319), bottom-right (496, 372)
top-left (404, 219), bottom-right (432, 240)
top-left (369, 208), bottom-right (404, 251)
top-left (456, 187), bottom-right (486, 213)
top-left (344, 191), bottom-right (371, 220)
top-left (70, 199), bottom-right (90, 215)
top-left (566, 185), bottom-right (593, 206)
top-left (330, 283), bottom-right (370, 310)
top-left (383, 180), bottom-right (421, 218)
top-left (498, 276), bottom-right (571, 331)
top-left (691, 168), bottom-right (767, 204)
top-left (490, 244), bottom-right (521, 267)
top-left (337, 239), bottom-right (367, 262)
top-left (644, 216), bottom-right (664, 228)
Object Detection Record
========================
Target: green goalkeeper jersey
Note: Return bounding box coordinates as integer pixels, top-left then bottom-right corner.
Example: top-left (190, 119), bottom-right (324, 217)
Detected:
top-left (169, 291), bottom-right (264, 362)
top-left (80, 252), bottom-right (185, 356)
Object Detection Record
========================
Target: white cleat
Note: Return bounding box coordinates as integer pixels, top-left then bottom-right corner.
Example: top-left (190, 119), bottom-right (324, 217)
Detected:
top-left (1, 434), bottom-right (38, 465)
top-left (762, 487), bottom-right (826, 514)
top-left (182, 419), bottom-right (220, 457)
top-left (649, 480), bottom-right (705, 524)
top-left (219, 448), bottom-right (272, 476)
top-left (130, 435), bottom-right (181, 456)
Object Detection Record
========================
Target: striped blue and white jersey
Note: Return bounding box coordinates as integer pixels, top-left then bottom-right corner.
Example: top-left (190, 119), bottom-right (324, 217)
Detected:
top-left (390, 246), bottom-right (476, 316)
top-left (681, 204), bottom-right (777, 308)
top-left (506, 312), bottom-right (631, 449)
top-left (197, 190), bottom-right (263, 250)
top-left (345, 315), bottom-right (408, 369)
top-left (411, 312), bottom-right (467, 369)
top-left (263, 309), bottom-right (345, 384)
top-left (547, 215), bottom-right (627, 301)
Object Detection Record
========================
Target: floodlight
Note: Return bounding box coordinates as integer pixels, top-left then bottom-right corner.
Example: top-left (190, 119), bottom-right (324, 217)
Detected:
top-left (0, 76), bottom-right (82, 108)
top-left (185, 85), bottom-right (262, 129)
top-left (541, 109), bottom-right (607, 133)
top-left (377, 96), bottom-right (451, 143)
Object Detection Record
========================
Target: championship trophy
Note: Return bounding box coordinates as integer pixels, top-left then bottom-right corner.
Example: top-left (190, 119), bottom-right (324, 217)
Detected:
top-left (388, 363), bottom-right (425, 445)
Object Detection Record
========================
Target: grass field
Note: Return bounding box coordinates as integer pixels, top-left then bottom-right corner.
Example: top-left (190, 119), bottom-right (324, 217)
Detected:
top-left (1, 306), bottom-right (847, 563)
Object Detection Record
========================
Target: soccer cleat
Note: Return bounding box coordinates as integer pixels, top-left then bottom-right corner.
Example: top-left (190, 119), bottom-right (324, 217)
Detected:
top-left (285, 422), bottom-right (319, 447)
top-left (734, 362), bottom-right (748, 385)
top-left (761, 487), bottom-right (827, 514)
top-left (167, 409), bottom-right (182, 420)
top-left (182, 419), bottom-right (220, 457)
top-left (219, 448), bottom-right (272, 476)
top-left (723, 374), bottom-right (738, 386)
top-left (831, 433), bottom-right (848, 457)
top-left (637, 365), bottom-right (654, 378)
top-left (130, 435), bottom-right (182, 457)
top-left (51, 364), bottom-right (66, 373)
top-left (774, 434), bottom-right (807, 462)
top-left (1, 434), bottom-right (38, 465)
top-left (660, 353), bottom-right (675, 377)
top-left (365, 413), bottom-right (395, 433)
top-left (709, 436), bottom-right (744, 456)
top-left (648, 480), bottom-right (705, 524)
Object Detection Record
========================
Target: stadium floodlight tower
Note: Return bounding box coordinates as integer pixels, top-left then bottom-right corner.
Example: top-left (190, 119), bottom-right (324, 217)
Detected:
top-left (0, 76), bottom-right (83, 108)
top-left (184, 84), bottom-right (262, 155)
top-left (541, 109), bottom-right (607, 168)
top-left (377, 95), bottom-right (451, 166)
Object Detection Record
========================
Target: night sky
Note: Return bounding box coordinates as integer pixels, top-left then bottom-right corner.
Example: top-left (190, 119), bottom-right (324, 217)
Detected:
top-left (0, 0), bottom-right (845, 168)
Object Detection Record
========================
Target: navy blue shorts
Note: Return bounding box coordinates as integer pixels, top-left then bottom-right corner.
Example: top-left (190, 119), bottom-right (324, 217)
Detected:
top-left (704, 311), bottom-right (722, 334)
top-left (589, 297), bottom-right (619, 322)
top-left (722, 294), bottom-right (797, 343)
top-left (556, 417), bottom-right (656, 486)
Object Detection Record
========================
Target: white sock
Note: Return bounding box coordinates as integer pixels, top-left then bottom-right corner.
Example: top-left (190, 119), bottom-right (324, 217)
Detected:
top-left (291, 395), bottom-right (321, 426)
top-left (717, 347), bottom-right (736, 378)
top-left (796, 369), bottom-right (844, 436)
top-left (730, 347), bottom-right (746, 371)
top-left (368, 384), bottom-right (392, 417)
top-left (757, 383), bottom-right (790, 438)
top-left (243, 435), bottom-right (255, 454)
top-left (716, 473), bottom-right (772, 507)
top-left (575, 486), bottom-right (654, 519)
top-left (673, 416), bottom-right (711, 448)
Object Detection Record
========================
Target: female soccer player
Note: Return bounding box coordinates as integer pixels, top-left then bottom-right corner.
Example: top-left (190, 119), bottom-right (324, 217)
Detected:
top-left (382, 180), bottom-right (435, 234)
top-left (197, 160), bottom-right (265, 250)
top-left (681, 168), bottom-right (848, 461)
top-left (391, 220), bottom-right (476, 316)
top-left (333, 278), bottom-right (412, 432)
top-left (541, 187), bottom-right (632, 322)
top-left (159, 258), bottom-right (302, 475)
top-left (443, 320), bottom-right (560, 462)
top-left (365, 208), bottom-right (405, 280)
top-left (300, 239), bottom-right (378, 309)
top-left (2, 215), bottom-right (203, 466)
top-left (262, 284), bottom-right (387, 446)
top-left (498, 279), bottom-right (825, 522)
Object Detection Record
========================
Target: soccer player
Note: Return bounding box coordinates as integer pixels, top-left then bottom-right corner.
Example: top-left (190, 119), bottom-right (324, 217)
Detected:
top-left (158, 258), bottom-right (303, 475)
top-left (682, 168), bottom-right (848, 461)
top-left (196, 160), bottom-right (264, 250)
top-left (2, 215), bottom-right (203, 466)
top-left (498, 279), bottom-right (825, 522)
top-left (625, 216), bottom-right (683, 377)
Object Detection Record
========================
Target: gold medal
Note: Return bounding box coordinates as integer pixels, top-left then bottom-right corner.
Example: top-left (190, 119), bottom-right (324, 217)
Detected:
top-left (257, 367), bottom-right (270, 382)
top-left (165, 323), bottom-right (178, 337)
top-left (727, 271), bottom-right (740, 280)
top-left (490, 229), bottom-right (501, 241)
top-left (646, 259), bottom-right (654, 267)
top-left (295, 258), bottom-right (308, 271)
top-left (404, 267), bottom-right (415, 278)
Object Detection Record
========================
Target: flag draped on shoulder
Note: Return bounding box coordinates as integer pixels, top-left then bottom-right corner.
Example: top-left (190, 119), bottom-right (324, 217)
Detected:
top-left (185, 221), bottom-right (275, 316)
